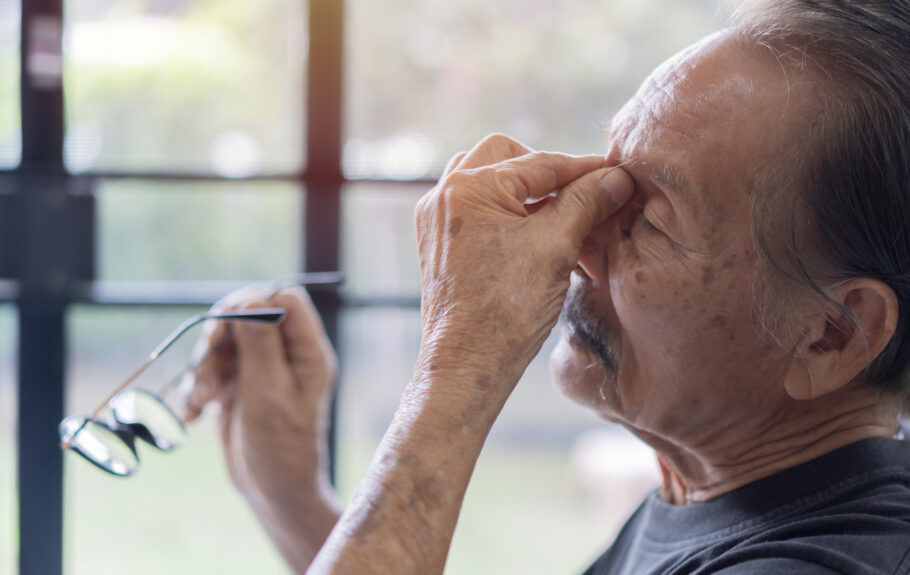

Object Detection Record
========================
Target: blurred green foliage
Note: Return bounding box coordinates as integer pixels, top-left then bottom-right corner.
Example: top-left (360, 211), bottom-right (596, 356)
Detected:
top-left (63, 0), bottom-right (305, 173)
top-left (96, 180), bottom-right (302, 282)
top-left (345, 0), bottom-right (728, 177)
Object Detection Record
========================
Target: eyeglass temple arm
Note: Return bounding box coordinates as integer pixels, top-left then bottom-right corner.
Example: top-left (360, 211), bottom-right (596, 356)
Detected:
top-left (151, 309), bottom-right (285, 358)
top-left (61, 308), bottom-right (285, 448)
top-left (106, 308), bottom-right (285, 417)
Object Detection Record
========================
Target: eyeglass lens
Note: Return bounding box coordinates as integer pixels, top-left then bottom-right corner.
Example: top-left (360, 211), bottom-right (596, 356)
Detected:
top-left (111, 389), bottom-right (187, 450)
top-left (59, 416), bottom-right (139, 476)
top-left (59, 390), bottom-right (187, 476)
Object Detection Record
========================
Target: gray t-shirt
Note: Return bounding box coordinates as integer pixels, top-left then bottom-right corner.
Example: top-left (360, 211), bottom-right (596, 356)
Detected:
top-left (583, 437), bottom-right (910, 574)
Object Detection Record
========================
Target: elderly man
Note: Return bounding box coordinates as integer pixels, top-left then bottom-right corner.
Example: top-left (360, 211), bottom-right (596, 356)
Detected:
top-left (184, 0), bottom-right (910, 573)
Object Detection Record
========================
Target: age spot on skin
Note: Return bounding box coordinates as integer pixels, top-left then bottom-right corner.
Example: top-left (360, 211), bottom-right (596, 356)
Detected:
top-left (702, 266), bottom-right (715, 285)
top-left (722, 255), bottom-right (737, 270)
top-left (447, 217), bottom-right (464, 237)
top-left (416, 474), bottom-right (446, 511)
top-left (635, 271), bottom-right (646, 284)
top-left (709, 314), bottom-right (727, 327)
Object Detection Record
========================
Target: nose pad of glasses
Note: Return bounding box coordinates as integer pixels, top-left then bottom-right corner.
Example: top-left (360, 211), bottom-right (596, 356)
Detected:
top-left (110, 389), bottom-right (188, 451)
top-left (59, 416), bottom-right (140, 477)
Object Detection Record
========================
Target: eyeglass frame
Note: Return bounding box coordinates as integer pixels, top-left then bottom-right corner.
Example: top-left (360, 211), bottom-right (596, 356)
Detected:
top-left (58, 271), bottom-right (344, 464)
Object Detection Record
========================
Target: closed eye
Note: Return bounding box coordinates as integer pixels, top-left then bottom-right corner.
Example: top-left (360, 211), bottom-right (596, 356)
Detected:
top-left (635, 210), bottom-right (664, 236)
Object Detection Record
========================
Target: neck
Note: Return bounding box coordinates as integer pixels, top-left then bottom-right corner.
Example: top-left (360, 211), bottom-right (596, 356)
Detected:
top-left (636, 391), bottom-right (898, 505)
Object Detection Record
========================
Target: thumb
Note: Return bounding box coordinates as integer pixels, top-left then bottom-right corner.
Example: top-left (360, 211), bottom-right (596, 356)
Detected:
top-left (544, 166), bottom-right (634, 241)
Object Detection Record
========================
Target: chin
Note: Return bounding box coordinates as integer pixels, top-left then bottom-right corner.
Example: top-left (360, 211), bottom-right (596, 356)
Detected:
top-left (550, 331), bottom-right (620, 418)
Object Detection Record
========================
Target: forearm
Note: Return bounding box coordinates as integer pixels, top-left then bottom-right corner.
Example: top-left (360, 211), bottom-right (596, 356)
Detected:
top-left (260, 494), bottom-right (341, 575)
top-left (241, 427), bottom-right (343, 574)
top-left (307, 368), bottom-right (509, 574)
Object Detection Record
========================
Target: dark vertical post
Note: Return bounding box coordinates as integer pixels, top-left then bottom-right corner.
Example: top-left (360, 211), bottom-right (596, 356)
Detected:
top-left (18, 0), bottom-right (67, 573)
top-left (17, 271), bottom-right (66, 575)
top-left (305, 0), bottom-right (344, 484)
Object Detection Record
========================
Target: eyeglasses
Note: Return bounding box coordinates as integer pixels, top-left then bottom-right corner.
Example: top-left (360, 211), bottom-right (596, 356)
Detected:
top-left (58, 272), bottom-right (342, 477)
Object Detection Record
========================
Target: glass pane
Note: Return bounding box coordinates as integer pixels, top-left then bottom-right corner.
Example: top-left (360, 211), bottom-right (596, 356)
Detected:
top-left (97, 179), bottom-right (303, 282)
top-left (336, 307), bottom-right (659, 575)
top-left (0, 0), bottom-right (20, 169)
top-left (345, 0), bottom-right (728, 179)
top-left (64, 306), bottom-right (289, 574)
top-left (0, 306), bottom-right (15, 575)
top-left (341, 183), bottom-right (423, 297)
top-left (64, 0), bottom-right (306, 175)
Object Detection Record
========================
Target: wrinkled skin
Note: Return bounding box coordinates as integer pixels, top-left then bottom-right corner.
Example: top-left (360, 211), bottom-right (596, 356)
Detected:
top-left (553, 30), bottom-right (897, 502)
top-left (552, 30), bottom-right (797, 478)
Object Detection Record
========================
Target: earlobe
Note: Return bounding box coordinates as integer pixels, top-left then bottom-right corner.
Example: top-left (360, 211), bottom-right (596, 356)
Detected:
top-left (782, 279), bottom-right (899, 401)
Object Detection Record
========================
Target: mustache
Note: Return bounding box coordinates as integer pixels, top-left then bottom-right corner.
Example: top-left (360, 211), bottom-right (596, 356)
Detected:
top-left (562, 283), bottom-right (619, 372)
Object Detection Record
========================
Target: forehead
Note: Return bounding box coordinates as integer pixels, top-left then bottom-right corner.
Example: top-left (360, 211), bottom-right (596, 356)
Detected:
top-left (608, 30), bottom-right (804, 226)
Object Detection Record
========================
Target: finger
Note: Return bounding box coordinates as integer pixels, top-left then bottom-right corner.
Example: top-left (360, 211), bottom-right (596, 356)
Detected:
top-left (442, 152), bottom-right (467, 178)
top-left (268, 288), bottom-right (337, 376)
top-left (182, 319), bottom-right (237, 421)
top-left (216, 384), bottom-right (239, 478)
top-left (233, 299), bottom-right (288, 393)
top-left (210, 283), bottom-right (274, 313)
top-left (457, 133), bottom-right (534, 171)
top-left (483, 151), bottom-right (606, 204)
top-left (543, 166), bottom-right (635, 241)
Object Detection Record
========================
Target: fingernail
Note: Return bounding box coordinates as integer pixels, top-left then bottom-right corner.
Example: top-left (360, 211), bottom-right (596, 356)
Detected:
top-left (600, 168), bottom-right (634, 203)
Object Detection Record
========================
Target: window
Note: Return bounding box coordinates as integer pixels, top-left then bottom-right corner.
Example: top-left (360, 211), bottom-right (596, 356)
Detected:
top-left (96, 180), bottom-right (303, 281)
top-left (63, 0), bottom-right (306, 175)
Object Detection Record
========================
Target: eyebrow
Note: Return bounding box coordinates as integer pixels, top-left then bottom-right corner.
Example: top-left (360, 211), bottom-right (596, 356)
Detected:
top-left (649, 163), bottom-right (692, 200)
top-left (599, 119), bottom-right (693, 200)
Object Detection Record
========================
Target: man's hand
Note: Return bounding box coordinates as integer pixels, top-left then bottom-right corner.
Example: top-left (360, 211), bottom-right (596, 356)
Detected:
top-left (182, 286), bottom-right (341, 574)
top-left (309, 134), bottom-right (633, 575)
top-left (414, 133), bottom-right (634, 400)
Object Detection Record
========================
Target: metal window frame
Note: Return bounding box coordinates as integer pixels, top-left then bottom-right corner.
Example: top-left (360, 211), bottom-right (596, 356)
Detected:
top-left (1, 1), bottom-right (421, 574)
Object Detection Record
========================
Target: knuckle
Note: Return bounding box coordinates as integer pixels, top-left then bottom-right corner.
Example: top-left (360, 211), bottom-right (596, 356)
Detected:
top-left (239, 299), bottom-right (266, 311)
top-left (217, 283), bottom-right (272, 310)
top-left (270, 289), bottom-right (308, 309)
top-left (415, 188), bottom-right (441, 219)
top-left (445, 151), bottom-right (467, 171)
top-left (479, 132), bottom-right (528, 157)
top-left (480, 132), bottom-right (513, 147)
top-left (443, 170), bottom-right (472, 190)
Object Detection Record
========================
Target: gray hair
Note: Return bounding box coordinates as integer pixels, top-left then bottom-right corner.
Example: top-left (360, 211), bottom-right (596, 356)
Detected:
top-left (731, 1), bottom-right (910, 412)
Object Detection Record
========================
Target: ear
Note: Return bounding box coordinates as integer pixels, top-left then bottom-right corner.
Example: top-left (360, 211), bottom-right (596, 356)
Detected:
top-left (783, 278), bottom-right (899, 400)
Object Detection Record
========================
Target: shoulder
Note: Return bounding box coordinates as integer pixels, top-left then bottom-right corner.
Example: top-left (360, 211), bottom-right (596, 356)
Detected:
top-left (709, 558), bottom-right (847, 574)
top-left (701, 478), bottom-right (910, 575)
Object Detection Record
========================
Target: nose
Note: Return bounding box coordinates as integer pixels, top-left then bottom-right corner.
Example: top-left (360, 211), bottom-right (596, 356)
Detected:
top-left (577, 198), bottom-right (642, 282)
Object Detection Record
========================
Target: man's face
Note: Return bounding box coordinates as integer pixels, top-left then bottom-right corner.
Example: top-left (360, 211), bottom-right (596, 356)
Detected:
top-left (552, 31), bottom-right (813, 443)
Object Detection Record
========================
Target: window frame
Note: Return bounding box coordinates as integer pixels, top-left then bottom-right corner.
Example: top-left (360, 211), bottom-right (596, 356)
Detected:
top-left (2, 1), bottom-right (423, 574)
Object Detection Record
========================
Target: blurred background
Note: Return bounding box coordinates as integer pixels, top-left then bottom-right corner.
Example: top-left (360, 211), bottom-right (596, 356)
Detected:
top-left (0, 0), bottom-right (730, 573)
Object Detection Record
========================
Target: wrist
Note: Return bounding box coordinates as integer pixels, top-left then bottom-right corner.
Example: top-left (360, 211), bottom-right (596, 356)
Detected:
top-left (403, 365), bottom-right (513, 441)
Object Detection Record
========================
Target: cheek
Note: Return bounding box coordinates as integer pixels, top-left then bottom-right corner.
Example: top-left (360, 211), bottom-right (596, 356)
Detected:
top-left (611, 255), bottom-right (755, 364)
